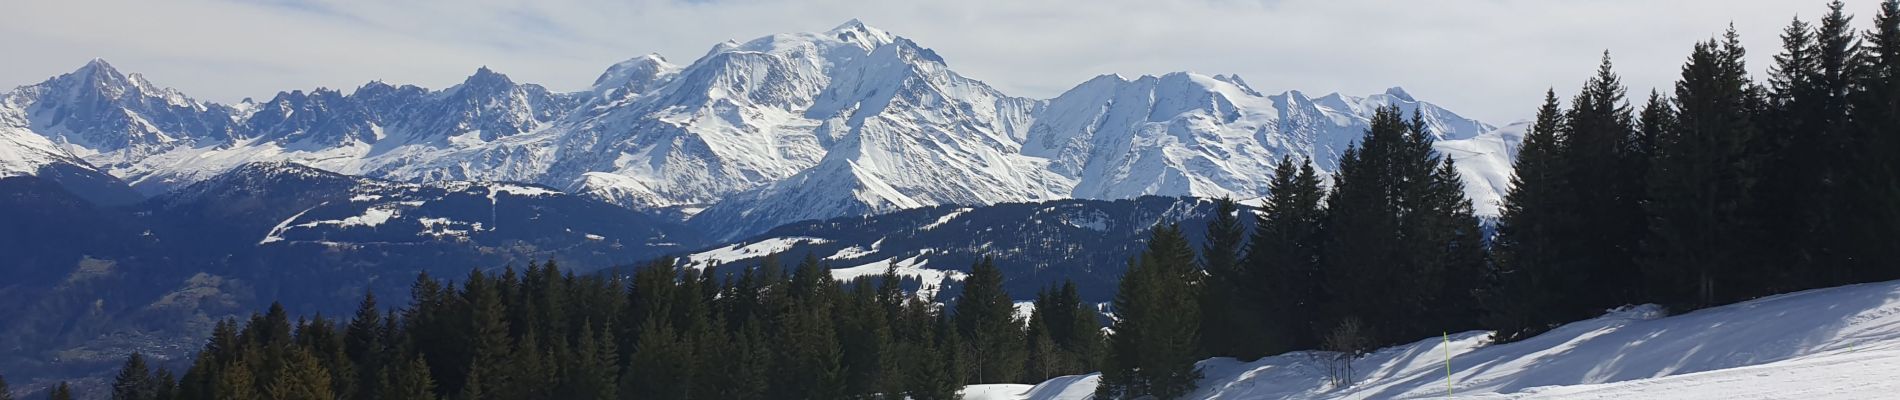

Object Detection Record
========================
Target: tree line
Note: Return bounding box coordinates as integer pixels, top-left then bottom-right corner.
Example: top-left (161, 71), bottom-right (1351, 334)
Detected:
top-left (77, 254), bottom-right (1102, 400)
top-left (1106, 1), bottom-right (1900, 397)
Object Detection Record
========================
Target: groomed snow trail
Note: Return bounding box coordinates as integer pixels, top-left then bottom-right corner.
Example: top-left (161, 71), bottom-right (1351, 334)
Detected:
top-left (965, 279), bottom-right (1900, 399)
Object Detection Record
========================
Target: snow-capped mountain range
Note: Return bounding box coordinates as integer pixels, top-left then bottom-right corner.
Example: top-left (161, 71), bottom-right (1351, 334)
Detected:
top-left (0, 20), bottom-right (1522, 240)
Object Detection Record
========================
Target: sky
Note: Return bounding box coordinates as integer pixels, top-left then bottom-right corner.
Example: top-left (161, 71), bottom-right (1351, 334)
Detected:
top-left (0, 0), bottom-right (1863, 123)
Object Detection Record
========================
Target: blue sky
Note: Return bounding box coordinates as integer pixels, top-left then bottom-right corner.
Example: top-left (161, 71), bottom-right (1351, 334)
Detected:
top-left (0, 0), bottom-right (1853, 123)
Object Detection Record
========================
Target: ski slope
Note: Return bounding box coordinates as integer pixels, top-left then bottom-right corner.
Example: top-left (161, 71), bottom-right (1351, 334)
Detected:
top-left (966, 279), bottom-right (1900, 399)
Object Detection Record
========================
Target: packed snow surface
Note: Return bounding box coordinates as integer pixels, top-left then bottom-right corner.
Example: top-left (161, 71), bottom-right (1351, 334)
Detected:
top-left (966, 279), bottom-right (1900, 399)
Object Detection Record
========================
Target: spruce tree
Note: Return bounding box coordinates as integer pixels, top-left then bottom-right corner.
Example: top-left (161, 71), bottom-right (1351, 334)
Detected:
top-left (0, 374), bottom-right (11, 400)
top-left (342, 292), bottom-right (383, 400)
top-left (772, 254), bottom-right (844, 400)
top-left (1647, 28), bottom-right (1770, 309)
top-left (1848, 0), bottom-right (1900, 282)
top-left (112, 352), bottom-right (157, 400)
top-left (1488, 89), bottom-right (1583, 341)
top-left (1249, 156), bottom-right (1327, 351)
top-left (623, 317), bottom-right (692, 400)
top-left (1563, 53), bottom-right (1648, 309)
top-left (954, 256), bottom-right (1025, 384)
top-left (1321, 106), bottom-right (1486, 345)
top-left (560, 323), bottom-right (619, 400)
top-left (840, 279), bottom-right (896, 395)
top-left (1098, 225), bottom-right (1204, 400)
top-left (153, 369), bottom-right (176, 400)
top-left (214, 358), bottom-right (259, 400)
top-left (461, 269), bottom-right (513, 398)
top-left (265, 347), bottom-right (334, 400)
top-left (1198, 197), bottom-right (1262, 359)
top-left (1055, 281), bottom-right (1103, 375)
top-left (379, 356), bottom-right (438, 400)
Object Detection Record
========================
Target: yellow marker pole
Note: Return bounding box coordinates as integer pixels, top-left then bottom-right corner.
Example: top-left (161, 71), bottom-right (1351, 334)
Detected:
top-left (1445, 332), bottom-right (1452, 398)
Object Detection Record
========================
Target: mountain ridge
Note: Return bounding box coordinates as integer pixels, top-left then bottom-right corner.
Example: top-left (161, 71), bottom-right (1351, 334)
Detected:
top-left (0, 20), bottom-right (1522, 240)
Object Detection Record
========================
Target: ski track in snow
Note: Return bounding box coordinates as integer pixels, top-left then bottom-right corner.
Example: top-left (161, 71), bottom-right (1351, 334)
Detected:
top-left (966, 279), bottom-right (1900, 399)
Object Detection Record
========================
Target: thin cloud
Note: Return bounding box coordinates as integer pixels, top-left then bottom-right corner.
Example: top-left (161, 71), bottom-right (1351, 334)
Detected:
top-left (0, 0), bottom-right (1845, 122)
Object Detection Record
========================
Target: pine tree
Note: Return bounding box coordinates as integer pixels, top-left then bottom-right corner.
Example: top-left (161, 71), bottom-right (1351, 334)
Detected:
top-left (47, 383), bottom-right (73, 400)
top-left (1321, 106), bottom-right (1486, 345)
top-left (1198, 197), bottom-right (1262, 359)
top-left (840, 279), bottom-right (896, 396)
top-left (462, 269), bottom-right (513, 398)
top-left (1098, 225), bottom-right (1204, 400)
top-left (379, 356), bottom-right (438, 400)
top-left (112, 352), bottom-right (157, 400)
top-left (559, 323), bottom-right (619, 400)
top-left (1848, 0), bottom-right (1900, 282)
top-left (622, 317), bottom-right (692, 400)
top-left (505, 333), bottom-right (555, 400)
top-left (0, 373), bottom-right (12, 400)
top-left (153, 369), bottom-right (177, 400)
top-left (1055, 281), bottom-right (1103, 375)
top-left (776, 254), bottom-right (845, 399)
top-left (214, 358), bottom-right (259, 400)
top-left (1249, 156), bottom-right (1327, 351)
top-left (954, 256), bottom-right (1025, 384)
top-left (1647, 28), bottom-right (1770, 309)
top-left (1024, 313), bottom-right (1060, 383)
top-left (265, 347), bottom-right (335, 400)
top-left (342, 292), bottom-right (383, 400)
top-left (1487, 89), bottom-right (1583, 341)
top-left (907, 314), bottom-right (963, 400)
top-left (1563, 53), bottom-right (1648, 309)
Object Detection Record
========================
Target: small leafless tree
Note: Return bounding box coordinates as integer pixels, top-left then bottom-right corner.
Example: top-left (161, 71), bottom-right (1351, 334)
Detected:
top-left (1322, 317), bottom-right (1370, 389)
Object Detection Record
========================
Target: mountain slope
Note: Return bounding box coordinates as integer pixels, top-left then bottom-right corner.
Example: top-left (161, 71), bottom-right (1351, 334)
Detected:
top-left (0, 21), bottom-right (1522, 241)
top-left (965, 279), bottom-right (1900, 399)
top-left (681, 196), bottom-right (1237, 302)
top-left (0, 162), bottom-right (710, 385)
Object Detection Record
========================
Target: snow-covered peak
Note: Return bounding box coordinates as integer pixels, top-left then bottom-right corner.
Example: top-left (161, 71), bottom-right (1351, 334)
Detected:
top-left (826, 18), bottom-right (898, 51)
top-left (1382, 85), bottom-right (1416, 101)
top-left (710, 18), bottom-right (902, 64)
top-left (591, 53), bottom-right (680, 99)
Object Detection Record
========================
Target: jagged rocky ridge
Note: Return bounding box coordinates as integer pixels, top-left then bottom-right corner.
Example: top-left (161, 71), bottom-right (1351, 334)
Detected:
top-left (0, 20), bottom-right (1522, 240)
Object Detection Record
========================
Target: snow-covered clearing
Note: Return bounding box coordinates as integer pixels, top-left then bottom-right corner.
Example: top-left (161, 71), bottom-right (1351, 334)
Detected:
top-left (829, 254), bottom-right (967, 299)
top-left (681, 237), bottom-right (831, 270)
top-left (967, 279), bottom-right (1900, 399)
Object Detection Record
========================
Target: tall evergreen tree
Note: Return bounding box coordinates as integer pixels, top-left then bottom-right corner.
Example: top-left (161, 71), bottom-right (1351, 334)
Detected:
top-left (461, 270), bottom-right (514, 398)
top-left (1098, 225), bottom-right (1205, 400)
top-left (560, 323), bottom-right (619, 400)
top-left (1647, 28), bottom-right (1770, 309)
top-left (772, 254), bottom-right (844, 400)
top-left (954, 256), bottom-right (1025, 384)
top-left (112, 353), bottom-right (157, 400)
top-left (1, 373), bottom-right (12, 400)
top-left (378, 356), bottom-right (438, 400)
top-left (1848, 0), bottom-right (1900, 282)
top-left (1198, 197), bottom-right (1263, 359)
top-left (1321, 106), bottom-right (1487, 345)
top-left (623, 318), bottom-right (692, 400)
top-left (342, 292), bottom-right (384, 400)
top-left (1563, 53), bottom-right (1649, 308)
top-left (1488, 89), bottom-right (1583, 341)
top-left (214, 358), bottom-right (259, 400)
top-left (1249, 156), bottom-right (1328, 352)
top-left (265, 347), bottom-right (335, 400)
